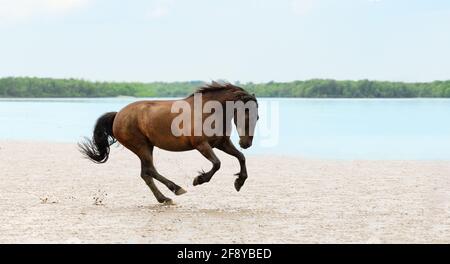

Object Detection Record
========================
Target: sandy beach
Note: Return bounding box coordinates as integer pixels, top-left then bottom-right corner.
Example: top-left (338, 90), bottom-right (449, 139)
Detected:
top-left (0, 140), bottom-right (449, 243)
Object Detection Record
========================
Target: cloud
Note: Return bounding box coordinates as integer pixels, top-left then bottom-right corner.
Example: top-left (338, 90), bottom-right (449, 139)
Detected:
top-left (0, 0), bottom-right (90, 22)
top-left (147, 6), bottom-right (169, 19)
top-left (147, 0), bottom-right (172, 19)
top-left (291, 0), bottom-right (315, 16)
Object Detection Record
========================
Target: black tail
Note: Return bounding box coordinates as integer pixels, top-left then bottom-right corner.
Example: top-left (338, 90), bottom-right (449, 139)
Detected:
top-left (78, 112), bottom-right (117, 163)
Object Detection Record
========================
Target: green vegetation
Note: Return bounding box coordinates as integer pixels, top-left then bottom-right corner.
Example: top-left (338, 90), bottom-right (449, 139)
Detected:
top-left (1, 77), bottom-right (450, 98)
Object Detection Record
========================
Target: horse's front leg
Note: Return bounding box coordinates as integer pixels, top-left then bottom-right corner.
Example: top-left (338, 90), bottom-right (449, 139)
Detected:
top-left (193, 142), bottom-right (221, 186)
top-left (216, 139), bottom-right (248, 191)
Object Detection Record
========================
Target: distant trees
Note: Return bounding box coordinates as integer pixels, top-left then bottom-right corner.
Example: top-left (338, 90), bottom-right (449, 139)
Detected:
top-left (0, 77), bottom-right (449, 98)
top-left (242, 79), bottom-right (450, 98)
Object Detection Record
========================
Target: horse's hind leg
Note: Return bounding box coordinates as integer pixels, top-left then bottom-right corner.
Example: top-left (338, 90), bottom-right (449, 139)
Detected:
top-left (135, 143), bottom-right (185, 204)
top-left (152, 174), bottom-right (187, 196)
top-left (141, 163), bottom-right (173, 205)
top-left (141, 147), bottom-right (186, 199)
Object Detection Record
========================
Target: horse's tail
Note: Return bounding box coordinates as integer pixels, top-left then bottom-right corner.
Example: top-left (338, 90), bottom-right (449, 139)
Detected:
top-left (78, 112), bottom-right (117, 164)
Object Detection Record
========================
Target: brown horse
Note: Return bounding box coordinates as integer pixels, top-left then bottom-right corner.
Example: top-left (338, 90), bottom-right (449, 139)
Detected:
top-left (79, 82), bottom-right (258, 204)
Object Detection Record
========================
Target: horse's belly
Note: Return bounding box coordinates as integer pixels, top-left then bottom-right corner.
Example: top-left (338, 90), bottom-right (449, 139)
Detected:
top-left (151, 135), bottom-right (193, 152)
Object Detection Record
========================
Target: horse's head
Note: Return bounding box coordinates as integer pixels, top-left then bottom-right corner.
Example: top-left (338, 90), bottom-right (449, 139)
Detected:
top-left (191, 81), bottom-right (259, 149)
top-left (233, 97), bottom-right (259, 149)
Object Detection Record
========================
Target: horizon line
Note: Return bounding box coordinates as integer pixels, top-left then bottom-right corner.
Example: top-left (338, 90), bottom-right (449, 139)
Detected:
top-left (1, 76), bottom-right (450, 85)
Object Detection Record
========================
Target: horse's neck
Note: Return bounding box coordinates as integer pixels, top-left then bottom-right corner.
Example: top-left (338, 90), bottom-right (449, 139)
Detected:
top-left (189, 91), bottom-right (237, 120)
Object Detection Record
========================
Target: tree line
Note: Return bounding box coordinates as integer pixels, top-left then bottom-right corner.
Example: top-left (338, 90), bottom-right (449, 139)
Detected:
top-left (0, 77), bottom-right (449, 98)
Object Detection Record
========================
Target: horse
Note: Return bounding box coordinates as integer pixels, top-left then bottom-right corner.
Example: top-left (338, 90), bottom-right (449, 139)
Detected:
top-left (79, 82), bottom-right (259, 204)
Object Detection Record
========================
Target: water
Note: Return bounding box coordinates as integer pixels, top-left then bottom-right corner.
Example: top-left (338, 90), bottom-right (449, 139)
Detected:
top-left (0, 98), bottom-right (449, 160)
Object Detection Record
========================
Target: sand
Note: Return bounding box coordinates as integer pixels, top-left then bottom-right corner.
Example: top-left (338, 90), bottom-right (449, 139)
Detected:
top-left (0, 140), bottom-right (449, 243)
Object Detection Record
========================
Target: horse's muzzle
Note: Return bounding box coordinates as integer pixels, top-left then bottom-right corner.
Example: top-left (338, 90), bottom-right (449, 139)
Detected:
top-left (239, 141), bottom-right (252, 149)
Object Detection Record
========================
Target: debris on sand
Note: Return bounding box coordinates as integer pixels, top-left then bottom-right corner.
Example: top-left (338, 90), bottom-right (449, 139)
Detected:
top-left (92, 190), bottom-right (108, 206)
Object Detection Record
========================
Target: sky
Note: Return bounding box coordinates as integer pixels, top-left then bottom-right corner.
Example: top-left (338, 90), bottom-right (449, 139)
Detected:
top-left (0, 0), bottom-right (449, 83)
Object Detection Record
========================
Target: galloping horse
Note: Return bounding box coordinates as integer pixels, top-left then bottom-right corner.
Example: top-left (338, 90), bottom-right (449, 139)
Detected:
top-left (79, 82), bottom-right (258, 204)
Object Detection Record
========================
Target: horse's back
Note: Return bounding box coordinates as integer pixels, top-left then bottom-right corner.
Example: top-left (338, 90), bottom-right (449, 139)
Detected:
top-left (113, 99), bottom-right (194, 152)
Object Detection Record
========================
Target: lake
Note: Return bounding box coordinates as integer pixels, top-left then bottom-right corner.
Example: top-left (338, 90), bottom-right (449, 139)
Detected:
top-left (0, 98), bottom-right (449, 160)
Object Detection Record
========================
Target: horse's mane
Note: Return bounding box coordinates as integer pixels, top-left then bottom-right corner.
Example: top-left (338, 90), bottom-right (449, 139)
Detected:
top-left (188, 81), bottom-right (257, 103)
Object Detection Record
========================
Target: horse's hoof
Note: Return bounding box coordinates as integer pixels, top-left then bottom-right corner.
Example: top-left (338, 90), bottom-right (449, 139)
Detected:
top-left (162, 199), bottom-right (175, 206)
top-left (234, 178), bottom-right (246, 192)
top-left (234, 181), bottom-right (242, 192)
top-left (193, 177), bottom-right (199, 186)
top-left (193, 176), bottom-right (204, 186)
top-left (175, 187), bottom-right (187, 196)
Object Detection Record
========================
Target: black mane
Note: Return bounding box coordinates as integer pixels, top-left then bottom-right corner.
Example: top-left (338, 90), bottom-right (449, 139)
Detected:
top-left (189, 81), bottom-right (257, 103)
